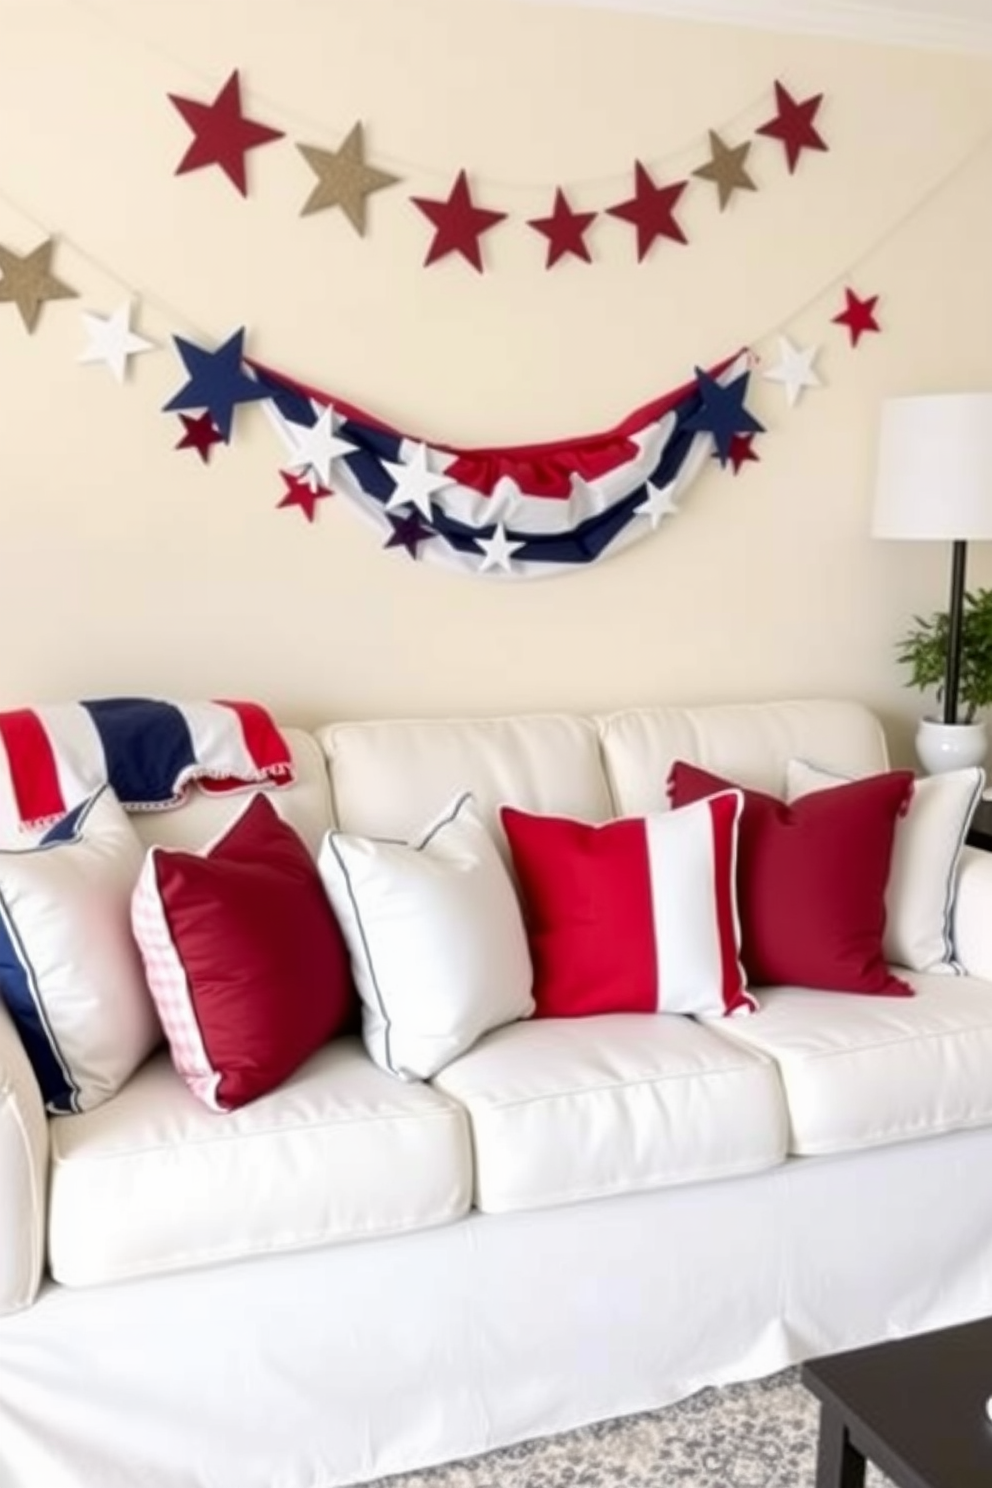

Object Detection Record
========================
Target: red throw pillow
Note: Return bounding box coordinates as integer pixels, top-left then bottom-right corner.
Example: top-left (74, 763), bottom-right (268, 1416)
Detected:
top-left (501, 792), bottom-right (754, 1019)
top-left (667, 761), bottom-right (914, 995)
top-left (132, 794), bottom-right (356, 1110)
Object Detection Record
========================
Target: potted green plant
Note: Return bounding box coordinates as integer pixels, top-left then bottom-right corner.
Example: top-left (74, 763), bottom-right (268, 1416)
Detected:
top-left (896, 586), bottom-right (992, 772)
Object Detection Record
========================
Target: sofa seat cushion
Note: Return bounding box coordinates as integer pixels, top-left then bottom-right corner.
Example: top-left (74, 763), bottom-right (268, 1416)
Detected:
top-left (48, 1037), bottom-right (472, 1287)
top-left (431, 1013), bottom-right (788, 1213)
top-left (719, 974), bottom-right (992, 1155)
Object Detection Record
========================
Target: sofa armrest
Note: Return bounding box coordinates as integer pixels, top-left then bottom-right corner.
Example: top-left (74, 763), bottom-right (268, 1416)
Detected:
top-left (953, 847), bottom-right (992, 982)
top-left (0, 997), bottom-right (48, 1313)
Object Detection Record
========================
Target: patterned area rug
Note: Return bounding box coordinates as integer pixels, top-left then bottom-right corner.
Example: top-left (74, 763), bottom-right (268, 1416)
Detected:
top-left (370, 1368), bottom-right (895, 1487)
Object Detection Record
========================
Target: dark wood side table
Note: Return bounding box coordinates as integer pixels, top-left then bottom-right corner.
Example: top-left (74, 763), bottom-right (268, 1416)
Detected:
top-left (802, 1317), bottom-right (992, 1488)
top-left (967, 797), bottom-right (992, 852)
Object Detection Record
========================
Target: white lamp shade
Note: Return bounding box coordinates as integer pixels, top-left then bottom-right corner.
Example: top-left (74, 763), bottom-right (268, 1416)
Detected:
top-left (872, 392), bottom-right (992, 541)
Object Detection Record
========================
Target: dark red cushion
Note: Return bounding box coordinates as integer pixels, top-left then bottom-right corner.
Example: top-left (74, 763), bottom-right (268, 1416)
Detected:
top-left (667, 762), bottom-right (914, 995)
top-left (137, 794), bottom-right (356, 1110)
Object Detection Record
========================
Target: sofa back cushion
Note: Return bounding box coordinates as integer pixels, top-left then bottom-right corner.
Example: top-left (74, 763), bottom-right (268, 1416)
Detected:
top-left (598, 700), bottom-right (889, 817)
top-left (316, 701), bottom-right (888, 849)
top-left (317, 714), bottom-right (612, 849)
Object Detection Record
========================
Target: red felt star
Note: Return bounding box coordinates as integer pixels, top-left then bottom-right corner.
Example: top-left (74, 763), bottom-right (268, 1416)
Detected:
top-left (410, 170), bottom-right (508, 272)
top-left (175, 412), bottom-right (225, 463)
top-left (169, 69), bottom-right (284, 196)
top-left (277, 470), bottom-right (333, 524)
top-left (726, 432), bottom-right (761, 474)
top-left (606, 162), bottom-right (688, 262)
top-left (756, 80), bottom-right (828, 174)
top-left (527, 188), bottom-right (596, 268)
top-left (832, 287), bottom-right (881, 347)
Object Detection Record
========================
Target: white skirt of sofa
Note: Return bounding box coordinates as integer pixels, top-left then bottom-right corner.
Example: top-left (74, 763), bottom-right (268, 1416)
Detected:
top-left (2, 1123), bottom-right (992, 1488)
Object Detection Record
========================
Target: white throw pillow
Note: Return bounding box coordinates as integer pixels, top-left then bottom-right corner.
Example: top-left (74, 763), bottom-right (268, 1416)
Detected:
top-left (317, 792), bottom-right (534, 1079)
top-left (0, 786), bottom-right (160, 1113)
top-left (785, 759), bottom-right (985, 974)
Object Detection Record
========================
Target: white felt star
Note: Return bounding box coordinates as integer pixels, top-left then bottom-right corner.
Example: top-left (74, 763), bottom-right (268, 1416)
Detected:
top-left (383, 442), bottom-right (455, 519)
top-left (762, 336), bottom-right (822, 407)
top-left (476, 522), bottom-right (525, 573)
top-left (636, 479), bottom-right (679, 530)
top-left (286, 406), bottom-right (357, 488)
top-left (78, 301), bottom-right (155, 382)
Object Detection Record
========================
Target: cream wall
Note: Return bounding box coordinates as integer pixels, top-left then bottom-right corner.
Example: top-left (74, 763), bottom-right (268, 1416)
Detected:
top-left (1, 0), bottom-right (991, 758)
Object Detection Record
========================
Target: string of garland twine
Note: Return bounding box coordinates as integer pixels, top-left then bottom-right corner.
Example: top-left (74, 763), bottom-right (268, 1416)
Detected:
top-left (0, 32), bottom-right (990, 400)
top-left (0, 176), bottom-right (212, 344)
top-left (746, 115), bottom-right (992, 354)
top-left (70, 0), bottom-right (794, 192)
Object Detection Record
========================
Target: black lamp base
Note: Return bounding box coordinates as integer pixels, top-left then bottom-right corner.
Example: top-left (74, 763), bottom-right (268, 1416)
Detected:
top-left (944, 539), bottom-right (968, 726)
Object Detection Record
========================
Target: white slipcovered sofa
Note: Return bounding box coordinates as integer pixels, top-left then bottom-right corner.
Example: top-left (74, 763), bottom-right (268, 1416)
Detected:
top-left (2, 696), bottom-right (992, 1488)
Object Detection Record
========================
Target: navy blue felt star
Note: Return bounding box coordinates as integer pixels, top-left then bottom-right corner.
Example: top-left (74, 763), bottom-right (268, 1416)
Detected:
top-left (684, 367), bottom-right (764, 468)
top-left (163, 328), bottom-right (269, 442)
top-left (384, 510), bottom-right (435, 558)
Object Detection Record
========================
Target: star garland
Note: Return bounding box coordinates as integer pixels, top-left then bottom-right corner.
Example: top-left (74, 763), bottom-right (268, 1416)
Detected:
top-left (161, 71), bottom-right (828, 272)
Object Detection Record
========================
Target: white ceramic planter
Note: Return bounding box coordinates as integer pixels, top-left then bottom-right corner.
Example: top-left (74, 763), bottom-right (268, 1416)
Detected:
top-left (915, 717), bottom-right (988, 775)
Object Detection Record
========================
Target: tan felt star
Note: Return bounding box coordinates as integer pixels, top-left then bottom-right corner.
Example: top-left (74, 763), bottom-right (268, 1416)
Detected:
top-left (0, 238), bottom-right (78, 332)
top-left (297, 122), bottom-right (400, 234)
top-left (691, 131), bottom-right (757, 211)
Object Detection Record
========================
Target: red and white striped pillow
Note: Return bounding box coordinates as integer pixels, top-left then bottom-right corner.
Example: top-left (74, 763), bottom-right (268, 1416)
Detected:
top-left (132, 794), bottom-right (354, 1111)
top-left (501, 790), bottom-right (754, 1020)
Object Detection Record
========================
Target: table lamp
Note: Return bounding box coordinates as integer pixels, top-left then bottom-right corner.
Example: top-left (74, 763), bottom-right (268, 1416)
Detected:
top-left (872, 392), bottom-right (992, 769)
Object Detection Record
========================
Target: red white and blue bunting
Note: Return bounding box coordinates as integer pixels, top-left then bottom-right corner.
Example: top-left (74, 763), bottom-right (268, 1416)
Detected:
top-left (239, 350), bottom-right (760, 578)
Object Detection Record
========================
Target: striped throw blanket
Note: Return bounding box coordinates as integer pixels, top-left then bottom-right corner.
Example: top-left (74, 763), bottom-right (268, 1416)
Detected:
top-left (0, 698), bottom-right (295, 830)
